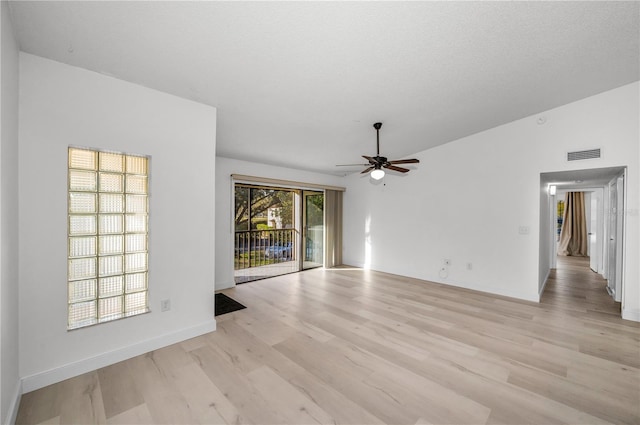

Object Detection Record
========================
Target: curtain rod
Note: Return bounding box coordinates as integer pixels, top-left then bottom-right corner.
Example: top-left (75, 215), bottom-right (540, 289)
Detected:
top-left (231, 174), bottom-right (346, 192)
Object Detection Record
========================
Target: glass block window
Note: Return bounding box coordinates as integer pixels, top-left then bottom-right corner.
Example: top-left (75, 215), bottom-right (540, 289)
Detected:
top-left (68, 147), bottom-right (149, 330)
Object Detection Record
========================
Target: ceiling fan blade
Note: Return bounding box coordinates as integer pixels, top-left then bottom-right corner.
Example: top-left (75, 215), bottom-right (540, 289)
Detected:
top-left (362, 155), bottom-right (376, 163)
top-left (336, 163), bottom-right (370, 167)
top-left (361, 167), bottom-right (375, 174)
top-left (384, 164), bottom-right (410, 173)
top-left (388, 158), bottom-right (420, 164)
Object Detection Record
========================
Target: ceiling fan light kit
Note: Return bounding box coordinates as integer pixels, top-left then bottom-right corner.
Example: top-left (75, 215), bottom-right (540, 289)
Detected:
top-left (371, 168), bottom-right (385, 180)
top-left (338, 122), bottom-right (420, 179)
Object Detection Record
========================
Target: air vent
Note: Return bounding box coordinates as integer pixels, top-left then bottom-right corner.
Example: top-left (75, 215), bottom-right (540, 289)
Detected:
top-left (567, 148), bottom-right (601, 161)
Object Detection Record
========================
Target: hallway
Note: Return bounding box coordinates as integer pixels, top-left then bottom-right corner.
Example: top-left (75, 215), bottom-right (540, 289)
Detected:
top-left (542, 255), bottom-right (621, 318)
top-left (541, 255), bottom-right (636, 370)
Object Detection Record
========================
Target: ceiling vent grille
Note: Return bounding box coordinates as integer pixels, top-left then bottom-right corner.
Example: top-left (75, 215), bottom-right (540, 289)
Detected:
top-left (567, 148), bottom-right (601, 161)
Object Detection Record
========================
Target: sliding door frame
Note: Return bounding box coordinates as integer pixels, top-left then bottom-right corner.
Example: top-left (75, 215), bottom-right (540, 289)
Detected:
top-left (231, 175), bottom-right (344, 283)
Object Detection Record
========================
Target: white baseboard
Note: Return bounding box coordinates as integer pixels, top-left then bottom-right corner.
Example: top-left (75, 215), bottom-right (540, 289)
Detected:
top-left (349, 263), bottom-right (539, 303)
top-left (538, 269), bottom-right (551, 301)
top-left (21, 320), bottom-right (216, 393)
top-left (622, 307), bottom-right (640, 322)
top-left (5, 380), bottom-right (22, 425)
top-left (430, 276), bottom-right (540, 303)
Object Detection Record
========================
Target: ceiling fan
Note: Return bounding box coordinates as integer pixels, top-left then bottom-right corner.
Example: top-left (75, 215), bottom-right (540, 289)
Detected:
top-left (338, 122), bottom-right (419, 180)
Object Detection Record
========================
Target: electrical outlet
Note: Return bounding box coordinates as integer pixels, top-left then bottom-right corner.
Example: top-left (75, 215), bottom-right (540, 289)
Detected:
top-left (439, 266), bottom-right (449, 279)
top-left (161, 299), bottom-right (171, 312)
top-left (444, 259), bottom-right (451, 266)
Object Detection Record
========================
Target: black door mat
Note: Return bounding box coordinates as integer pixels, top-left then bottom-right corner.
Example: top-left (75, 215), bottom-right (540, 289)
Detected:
top-left (215, 293), bottom-right (247, 316)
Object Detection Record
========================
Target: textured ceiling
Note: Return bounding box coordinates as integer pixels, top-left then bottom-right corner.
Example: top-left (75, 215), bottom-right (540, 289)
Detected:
top-left (8, 1), bottom-right (640, 175)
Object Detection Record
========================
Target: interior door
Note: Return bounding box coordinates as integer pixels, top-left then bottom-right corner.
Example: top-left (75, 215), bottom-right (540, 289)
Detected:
top-left (302, 191), bottom-right (324, 269)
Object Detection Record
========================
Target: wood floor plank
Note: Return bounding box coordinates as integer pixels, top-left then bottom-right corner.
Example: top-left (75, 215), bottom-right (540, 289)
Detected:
top-left (97, 360), bottom-right (145, 420)
top-left (507, 364), bottom-right (640, 424)
top-left (405, 316), bottom-right (570, 377)
top-left (206, 320), bottom-right (309, 379)
top-left (353, 308), bottom-right (482, 357)
top-left (245, 366), bottom-right (335, 424)
top-left (365, 366), bottom-right (491, 425)
top-left (106, 403), bottom-right (154, 425)
top-left (124, 352), bottom-right (197, 424)
top-left (352, 308), bottom-right (511, 382)
top-left (274, 334), bottom-right (418, 424)
top-left (178, 334), bottom-right (209, 353)
top-left (16, 255), bottom-right (639, 425)
top-left (35, 416), bottom-right (60, 425)
top-left (15, 382), bottom-right (62, 425)
top-left (283, 369), bottom-right (387, 425)
top-left (316, 310), bottom-right (431, 360)
top-left (234, 309), bottom-right (300, 346)
top-left (171, 362), bottom-right (243, 424)
top-left (231, 290), bottom-right (335, 342)
top-left (58, 372), bottom-right (106, 425)
top-left (189, 344), bottom-right (286, 424)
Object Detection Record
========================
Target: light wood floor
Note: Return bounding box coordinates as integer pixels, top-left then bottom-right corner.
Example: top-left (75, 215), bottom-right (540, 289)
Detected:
top-left (17, 256), bottom-right (640, 424)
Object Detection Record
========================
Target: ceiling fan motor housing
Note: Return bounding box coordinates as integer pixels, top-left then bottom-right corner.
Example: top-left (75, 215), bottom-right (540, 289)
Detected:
top-left (369, 156), bottom-right (387, 165)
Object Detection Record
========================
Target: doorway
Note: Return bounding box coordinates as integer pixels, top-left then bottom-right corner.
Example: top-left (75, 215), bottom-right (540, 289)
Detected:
top-left (234, 184), bottom-right (324, 283)
top-left (540, 166), bottom-right (626, 309)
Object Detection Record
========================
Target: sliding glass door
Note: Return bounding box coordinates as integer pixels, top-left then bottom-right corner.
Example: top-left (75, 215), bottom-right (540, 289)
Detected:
top-left (234, 185), bottom-right (325, 283)
top-left (234, 185), bottom-right (298, 283)
top-left (303, 191), bottom-right (324, 270)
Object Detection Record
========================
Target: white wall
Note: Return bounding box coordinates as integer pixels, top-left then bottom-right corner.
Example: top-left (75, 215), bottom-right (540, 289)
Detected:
top-left (344, 82), bottom-right (639, 318)
top-left (19, 54), bottom-right (217, 391)
top-left (0, 2), bottom-right (21, 422)
top-left (215, 157), bottom-right (344, 290)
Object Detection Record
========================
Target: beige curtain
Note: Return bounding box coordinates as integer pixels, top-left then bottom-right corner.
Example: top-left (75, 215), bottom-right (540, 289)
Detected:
top-left (324, 190), bottom-right (343, 268)
top-left (558, 192), bottom-right (588, 256)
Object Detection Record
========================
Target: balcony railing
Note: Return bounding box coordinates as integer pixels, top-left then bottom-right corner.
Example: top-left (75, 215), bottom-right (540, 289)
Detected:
top-left (234, 229), bottom-right (298, 271)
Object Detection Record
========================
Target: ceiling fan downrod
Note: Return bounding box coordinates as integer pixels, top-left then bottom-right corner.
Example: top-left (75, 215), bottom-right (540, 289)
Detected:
top-left (373, 122), bottom-right (382, 157)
